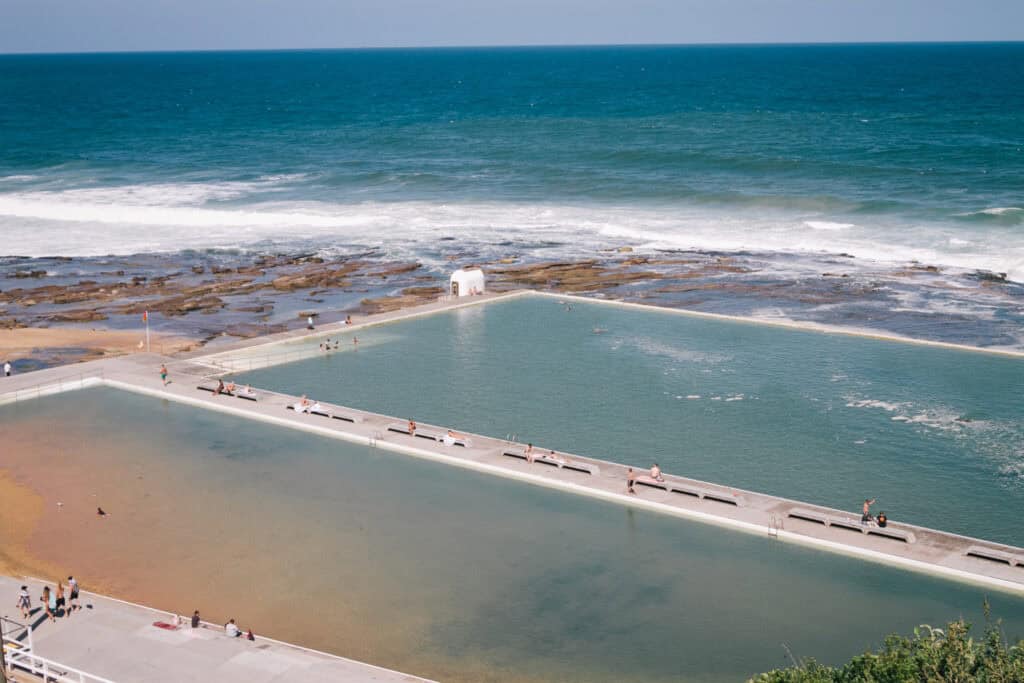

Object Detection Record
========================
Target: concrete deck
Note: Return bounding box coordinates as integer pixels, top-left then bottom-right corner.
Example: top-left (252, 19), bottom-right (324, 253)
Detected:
top-left (2, 291), bottom-right (1023, 612)
top-left (0, 576), bottom-right (433, 683)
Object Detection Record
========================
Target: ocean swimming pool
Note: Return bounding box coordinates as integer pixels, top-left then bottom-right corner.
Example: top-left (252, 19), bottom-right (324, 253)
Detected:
top-left (3, 386), bottom-right (1024, 683)
top-left (233, 294), bottom-right (1024, 547)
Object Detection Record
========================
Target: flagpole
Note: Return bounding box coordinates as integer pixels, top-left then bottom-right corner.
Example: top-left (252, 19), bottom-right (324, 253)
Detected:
top-left (145, 311), bottom-right (150, 353)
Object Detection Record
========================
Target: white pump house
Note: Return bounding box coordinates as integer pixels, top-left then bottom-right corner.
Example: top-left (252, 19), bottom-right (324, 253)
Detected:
top-left (449, 268), bottom-right (485, 297)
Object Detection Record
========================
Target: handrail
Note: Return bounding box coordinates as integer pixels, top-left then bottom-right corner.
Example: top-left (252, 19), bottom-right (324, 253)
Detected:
top-left (5, 650), bottom-right (117, 683)
top-left (0, 368), bottom-right (106, 405)
top-left (2, 615), bottom-right (115, 683)
top-left (197, 344), bottom-right (347, 374)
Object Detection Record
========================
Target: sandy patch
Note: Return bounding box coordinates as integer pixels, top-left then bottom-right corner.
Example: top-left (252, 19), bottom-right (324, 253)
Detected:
top-left (0, 470), bottom-right (59, 580)
top-left (0, 327), bottom-right (197, 363)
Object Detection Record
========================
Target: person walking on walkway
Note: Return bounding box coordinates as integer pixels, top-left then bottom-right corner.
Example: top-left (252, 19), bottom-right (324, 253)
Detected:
top-left (55, 582), bottom-right (66, 618)
top-left (626, 467), bottom-right (636, 494)
top-left (3, 361), bottom-right (11, 377)
top-left (16, 585), bottom-right (31, 619)
top-left (67, 576), bottom-right (80, 614)
top-left (160, 364), bottom-right (169, 386)
top-left (41, 586), bottom-right (55, 622)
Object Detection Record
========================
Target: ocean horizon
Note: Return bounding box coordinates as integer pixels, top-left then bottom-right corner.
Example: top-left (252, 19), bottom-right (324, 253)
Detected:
top-left (1, 42), bottom-right (1022, 347)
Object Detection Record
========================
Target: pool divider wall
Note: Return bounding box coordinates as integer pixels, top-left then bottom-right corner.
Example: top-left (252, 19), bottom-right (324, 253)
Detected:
top-left (7, 373), bottom-right (1022, 599)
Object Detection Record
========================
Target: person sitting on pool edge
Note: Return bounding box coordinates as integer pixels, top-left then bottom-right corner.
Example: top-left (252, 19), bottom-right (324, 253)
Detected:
top-left (650, 463), bottom-right (664, 482)
top-left (876, 511), bottom-right (888, 528)
top-left (442, 429), bottom-right (466, 446)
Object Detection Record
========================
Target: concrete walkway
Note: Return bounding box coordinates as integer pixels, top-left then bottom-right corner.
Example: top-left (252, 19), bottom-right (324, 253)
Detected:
top-left (0, 576), bottom-right (433, 683)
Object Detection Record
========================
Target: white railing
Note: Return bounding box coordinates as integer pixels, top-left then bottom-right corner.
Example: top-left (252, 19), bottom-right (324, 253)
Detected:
top-left (0, 368), bottom-right (106, 405)
top-left (2, 616), bottom-right (115, 683)
top-left (198, 345), bottom-right (342, 374)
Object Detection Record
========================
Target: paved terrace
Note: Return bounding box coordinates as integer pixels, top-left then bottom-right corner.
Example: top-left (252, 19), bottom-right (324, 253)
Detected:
top-left (2, 291), bottom-right (1024, 606)
top-left (0, 576), bottom-right (432, 683)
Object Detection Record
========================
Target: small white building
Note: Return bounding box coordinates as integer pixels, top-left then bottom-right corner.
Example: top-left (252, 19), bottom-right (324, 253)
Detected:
top-left (449, 268), bottom-right (485, 297)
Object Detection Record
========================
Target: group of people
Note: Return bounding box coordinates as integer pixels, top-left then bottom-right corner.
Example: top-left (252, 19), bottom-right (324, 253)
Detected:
top-left (213, 379), bottom-right (256, 398)
top-left (523, 443), bottom-right (564, 465)
top-left (16, 576), bottom-right (82, 623)
top-left (318, 336), bottom-right (358, 352)
top-left (621, 467), bottom-right (894, 530)
top-left (189, 610), bottom-right (255, 641)
top-left (861, 498), bottom-right (889, 527)
top-left (625, 463), bottom-right (663, 494)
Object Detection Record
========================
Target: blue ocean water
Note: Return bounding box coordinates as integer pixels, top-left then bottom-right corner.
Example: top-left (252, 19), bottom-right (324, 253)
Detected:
top-left (0, 44), bottom-right (1022, 280)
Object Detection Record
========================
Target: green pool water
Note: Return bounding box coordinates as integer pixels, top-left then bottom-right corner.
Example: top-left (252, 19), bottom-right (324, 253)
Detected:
top-left (3, 386), bottom-right (1024, 682)
top-left (235, 295), bottom-right (1024, 546)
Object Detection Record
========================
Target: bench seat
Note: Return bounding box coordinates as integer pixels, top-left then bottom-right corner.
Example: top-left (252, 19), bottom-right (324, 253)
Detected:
top-left (965, 545), bottom-right (1019, 566)
top-left (786, 507), bottom-right (915, 543)
top-left (502, 449), bottom-right (593, 475)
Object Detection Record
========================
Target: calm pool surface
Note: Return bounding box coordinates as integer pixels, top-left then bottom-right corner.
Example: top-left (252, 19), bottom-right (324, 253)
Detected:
top-left (236, 295), bottom-right (1024, 546)
top-left (3, 386), bottom-right (1024, 682)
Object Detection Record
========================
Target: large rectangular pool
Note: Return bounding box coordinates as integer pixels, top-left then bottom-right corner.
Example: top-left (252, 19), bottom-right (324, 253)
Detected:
top-left (3, 387), bottom-right (1024, 682)
top-left (234, 294), bottom-right (1024, 547)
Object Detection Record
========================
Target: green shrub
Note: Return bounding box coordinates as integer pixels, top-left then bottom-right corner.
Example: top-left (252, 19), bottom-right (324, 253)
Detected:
top-left (751, 603), bottom-right (1024, 683)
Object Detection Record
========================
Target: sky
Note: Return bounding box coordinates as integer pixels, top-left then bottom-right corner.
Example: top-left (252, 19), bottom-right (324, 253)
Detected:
top-left (1, 0), bottom-right (1022, 54)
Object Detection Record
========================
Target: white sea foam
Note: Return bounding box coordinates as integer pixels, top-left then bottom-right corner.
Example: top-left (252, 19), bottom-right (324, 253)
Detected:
top-left (624, 337), bottom-right (731, 365)
top-left (978, 207), bottom-right (1023, 216)
top-left (845, 398), bottom-right (910, 413)
top-left (846, 394), bottom-right (991, 436)
top-left (0, 175), bottom-right (38, 182)
top-left (803, 221), bottom-right (854, 231)
top-left (0, 184), bottom-right (1022, 282)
